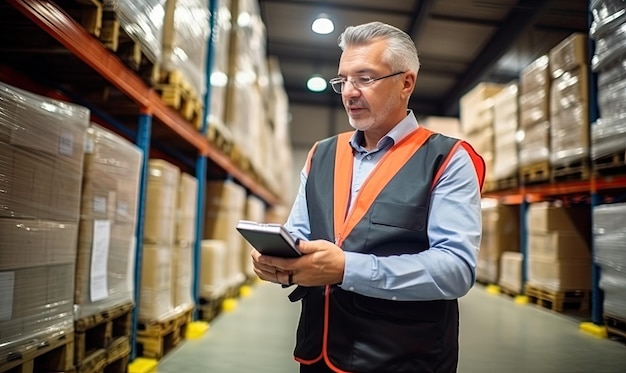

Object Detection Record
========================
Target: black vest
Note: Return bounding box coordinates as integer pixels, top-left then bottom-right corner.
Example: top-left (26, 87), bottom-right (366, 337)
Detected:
top-left (293, 131), bottom-right (462, 373)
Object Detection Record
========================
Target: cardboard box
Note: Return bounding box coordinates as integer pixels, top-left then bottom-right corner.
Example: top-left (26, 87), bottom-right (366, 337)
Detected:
top-left (173, 241), bottom-right (193, 308)
top-left (527, 202), bottom-right (590, 239)
top-left (144, 159), bottom-right (180, 244)
top-left (200, 239), bottom-right (227, 299)
top-left (528, 231), bottom-right (590, 261)
top-left (520, 55), bottom-right (550, 94)
top-left (176, 173), bottom-right (198, 244)
top-left (480, 203), bottom-right (520, 259)
top-left (527, 257), bottom-right (591, 291)
top-left (0, 219), bottom-right (78, 271)
top-left (139, 243), bottom-right (173, 321)
top-left (549, 33), bottom-right (588, 79)
top-left (498, 252), bottom-right (523, 294)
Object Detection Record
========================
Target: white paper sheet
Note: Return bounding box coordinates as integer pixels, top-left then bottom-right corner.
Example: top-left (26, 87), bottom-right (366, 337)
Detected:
top-left (90, 220), bottom-right (111, 302)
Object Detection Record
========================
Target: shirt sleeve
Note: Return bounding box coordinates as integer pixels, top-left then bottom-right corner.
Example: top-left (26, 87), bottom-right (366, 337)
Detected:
top-left (339, 146), bottom-right (482, 301)
top-left (284, 165), bottom-right (312, 242)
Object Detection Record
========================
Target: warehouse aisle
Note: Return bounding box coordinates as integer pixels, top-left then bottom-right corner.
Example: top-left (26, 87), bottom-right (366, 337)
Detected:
top-left (158, 283), bottom-right (626, 373)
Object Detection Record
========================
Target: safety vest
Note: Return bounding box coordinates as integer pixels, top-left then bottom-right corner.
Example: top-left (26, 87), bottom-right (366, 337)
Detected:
top-left (290, 127), bottom-right (485, 373)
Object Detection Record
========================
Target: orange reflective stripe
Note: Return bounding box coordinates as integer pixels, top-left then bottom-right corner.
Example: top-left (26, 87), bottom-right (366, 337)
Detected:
top-left (305, 141), bottom-right (320, 175)
top-left (460, 141), bottom-right (486, 191)
top-left (333, 127), bottom-right (433, 245)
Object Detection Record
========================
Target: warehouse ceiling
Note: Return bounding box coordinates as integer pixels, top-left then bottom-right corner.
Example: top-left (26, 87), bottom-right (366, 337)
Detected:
top-left (258, 0), bottom-right (588, 117)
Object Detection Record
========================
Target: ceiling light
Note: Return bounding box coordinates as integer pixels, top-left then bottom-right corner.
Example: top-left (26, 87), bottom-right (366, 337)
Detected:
top-left (312, 14), bottom-right (334, 34)
top-left (307, 76), bottom-right (327, 92)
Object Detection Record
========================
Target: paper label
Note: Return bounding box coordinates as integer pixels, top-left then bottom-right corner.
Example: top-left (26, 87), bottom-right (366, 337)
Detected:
top-left (58, 131), bottom-right (74, 157)
top-left (93, 196), bottom-right (107, 214)
top-left (0, 272), bottom-right (15, 321)
top-left (90, 220), bottom-right (111, 302)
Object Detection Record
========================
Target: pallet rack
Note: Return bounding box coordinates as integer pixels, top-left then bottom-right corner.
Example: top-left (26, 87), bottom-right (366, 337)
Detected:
top-left (1, 0), bottom-right (282, 361)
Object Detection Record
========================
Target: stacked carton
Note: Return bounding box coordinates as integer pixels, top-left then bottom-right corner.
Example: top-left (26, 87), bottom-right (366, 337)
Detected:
top-left (140, 159), bottom-right (181, 321)
top-left (204, 180), bottom-right (247, 293)
top-left (589, 0), bottom-right (626, 160)
top-left (477, 200), bottom-right (520, 284)
top-left (0, 82), bottom-right (88, 361)
top-left (74, 124), bottom-right (142, 319)
top-left (498, 252), bottom-right (523, 294)
top-left (492, 83), bottom-right (519, 182)
top-left (200, 239), bottom-right (228, 301)
top-left (526, 202), bottom-right (591, 291)
top-left (460, 83), bottom-right (504, 184)
top-left (242, 195), bottom-right (266, 280)
top-left (518, 55), bottom-right (551, 167)
top-left (549, 33), bottom-right (589, 167)
top-left (593, 203), bottom-right (626, 320)
top-left (173, 173), bottom-right (198, 310)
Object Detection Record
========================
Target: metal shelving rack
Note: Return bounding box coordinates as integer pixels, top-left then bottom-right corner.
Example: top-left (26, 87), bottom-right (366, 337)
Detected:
top-left (3, 0), bottom-right (282, 361)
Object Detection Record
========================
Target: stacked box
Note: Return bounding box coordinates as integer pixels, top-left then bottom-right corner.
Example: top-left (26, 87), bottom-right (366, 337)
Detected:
top-left (266, 57), bottom-right (293, 198)
top-left (526, 202), bottom-right (591, 291)
top-left (593, 203), bottom-right (626, 319)
top-left (549, 33), bottom-right (589, 166)
top-left (421, 116), bottom-right (464, 139)
top-left (519, 55), bottom-right (551, 166)
top-left (590, 1), bottom-right (626, 159)
top-left (75, 124), bottom-right (142, 319)
top-left (204, 180), bottom-right (247, 290)
top-left (161, 0), bottom-right (210, 97)
top-left (492, 83), bottom-right (519, 180)
top-left (140, 159), bottom-right (181, 321)
top-left (477, 201), bottom-right (520, 284)
top-left (460, 83), bottom-right (504, 183)
top-left (498, 252), bottom-right (523, 294)
top-left (242, 195), bottom-right (266, 280)
top-left (114, 0), bottom-right (164, 64)
top-left (0, 81), bottom-right (88, 362)
top-left (207, 0), bottom-right (233, 131)
top-left (200, 239), bottom-right (228, 300)
top-left (173, 173), bottom-right (198, 309)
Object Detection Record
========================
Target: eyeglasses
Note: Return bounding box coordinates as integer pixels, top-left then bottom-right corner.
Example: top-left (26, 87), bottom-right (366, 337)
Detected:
top-left (329, 71), bottom-right (405, 94)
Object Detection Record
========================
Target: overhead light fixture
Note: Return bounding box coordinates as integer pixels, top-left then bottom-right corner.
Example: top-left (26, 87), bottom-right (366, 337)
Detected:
top-left (312, 14), bottom-right (334, 35)
top-left (307, 75), bottom-right (327, 92)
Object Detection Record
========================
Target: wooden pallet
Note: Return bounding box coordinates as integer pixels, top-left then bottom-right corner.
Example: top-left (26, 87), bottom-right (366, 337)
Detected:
top-left (524, 284), bottom-right (589, 313)
top-left (593, 150), bottom-right (626, 177)
top-left (604, 314), bottom-right (626, 341)
top-left (56, 0), bottom-right (103, 37)
top-left (198, 295), bottom-right (226, 322)
top-left (74, 302), bottom-right (133, 372)
top-left (499, 284), bottom-right (522, 298)
top-left (155, 70), bottom-right (203, 128)
top-left (551, 158), bottom-right (590, 182)
top-left (207, 121), bottom-right (234, 155)
top-left (136, 305), bottom-right (194, 359)
top-left (519, 161), bottom-right (551, 184)
top-left (0, 333), bottom-right (74, 373)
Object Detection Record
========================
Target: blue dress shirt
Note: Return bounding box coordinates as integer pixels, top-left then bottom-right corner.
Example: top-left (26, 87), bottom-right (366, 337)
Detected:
top-left (284, 111), bottom-right (482, 301)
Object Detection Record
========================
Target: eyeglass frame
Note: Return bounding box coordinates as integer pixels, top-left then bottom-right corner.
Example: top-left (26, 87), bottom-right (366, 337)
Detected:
top-left (328, 71), bottom-right (406, 94)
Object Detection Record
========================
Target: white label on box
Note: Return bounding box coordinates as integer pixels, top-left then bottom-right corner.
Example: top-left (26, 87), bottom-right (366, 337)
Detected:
top-left (117, 201), bottom-right (128, 218)
top-left (0, 272), bottom-right (15, 321)
top-left (90, 220), bottom-right (111, 302)
top-left (93, 196), bottom-right (107, 214)
top-left (58, 131), bottom-right (74, 157)
top-left (84, 136), bottom-right (95, 154)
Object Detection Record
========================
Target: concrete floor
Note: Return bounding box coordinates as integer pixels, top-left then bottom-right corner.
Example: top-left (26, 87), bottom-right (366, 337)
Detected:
top-left (157, 283), bottom-right (626, 373)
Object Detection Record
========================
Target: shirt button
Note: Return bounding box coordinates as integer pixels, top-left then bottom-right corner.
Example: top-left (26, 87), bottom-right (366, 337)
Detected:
top-left (366, 155), bottom-right (372, 160)
top-left (391, 296), bottom-right (397, 301)
top-left (349, 287), bottom-right (355, 291)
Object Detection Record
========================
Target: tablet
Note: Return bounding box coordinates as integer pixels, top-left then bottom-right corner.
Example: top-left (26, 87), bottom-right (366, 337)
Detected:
top-left (236, 220), bottom-right (302, 258)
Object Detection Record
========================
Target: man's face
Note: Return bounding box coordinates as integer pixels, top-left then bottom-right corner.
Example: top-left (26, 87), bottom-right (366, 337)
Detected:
top-left (337, 39), bottom-right (409, 132)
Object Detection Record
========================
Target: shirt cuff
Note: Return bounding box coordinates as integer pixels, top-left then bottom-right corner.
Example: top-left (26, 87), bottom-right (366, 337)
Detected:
top-left (339, 251), bottom-right (373, 292)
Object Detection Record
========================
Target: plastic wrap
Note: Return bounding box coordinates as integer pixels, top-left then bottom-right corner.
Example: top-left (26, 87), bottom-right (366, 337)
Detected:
top-left (241, 195), bottom-right (265, 279)
top-left (200, 239), bottom-right (228, 300)
top-left (590, 0), bottom-right (626, 39)
top-left (518, 121), bottom-right (550, 165)
top-left (208, 0), bottom-right (233, 128)
top-left (74, 124), bottom-right (142, 319)
top-left (590, 116), bottom-right (626, 159)
top-left (498, 252), bottom-right (523, 294)
top-left (549, 33), bottom-right (588, 79)
top-left (592, 20), bottom-right (626, 72)
top-left (115, 0), bottom-right (165, 64)
top-left (0, 81), bottom-right (88, 363)
top-left (173, 173), bottom-right (198, 310)
top-left (520, 55), bottom-right (550, 94)
top-left (144, 159), bottom-right (180, 245)
top-left (140, 243), bottom-right (175, 321)
top-left (161, 0), bottom-right (210, 97)
top-left (173, 241), bottom-right (194, 310)
top-left (593, 203), bottom-right (626, 318)
top-left (597, 67), bottom-right (626, 118)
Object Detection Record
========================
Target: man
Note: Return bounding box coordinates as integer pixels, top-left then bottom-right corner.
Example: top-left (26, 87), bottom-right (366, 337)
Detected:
top-left (252, 21), bottom-right (484, 373)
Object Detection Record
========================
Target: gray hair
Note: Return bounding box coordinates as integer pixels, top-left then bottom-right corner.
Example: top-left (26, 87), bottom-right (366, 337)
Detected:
top-left (338, 21), bottom-right (420, 74)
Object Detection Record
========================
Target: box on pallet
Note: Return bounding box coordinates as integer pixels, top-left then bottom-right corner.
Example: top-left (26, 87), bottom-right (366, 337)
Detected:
top-left (144, 159), bottom-right (180, 245)
top-left (498, 252), bottom-right (523, 294)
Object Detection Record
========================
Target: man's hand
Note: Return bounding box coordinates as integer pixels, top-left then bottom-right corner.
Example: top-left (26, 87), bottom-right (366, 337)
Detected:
top-left (251, 239), bottom-right (345, 286)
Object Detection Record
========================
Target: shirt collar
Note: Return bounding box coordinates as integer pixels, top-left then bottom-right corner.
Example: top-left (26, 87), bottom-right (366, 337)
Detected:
top-left (348, 110), bottom-right (419, 152)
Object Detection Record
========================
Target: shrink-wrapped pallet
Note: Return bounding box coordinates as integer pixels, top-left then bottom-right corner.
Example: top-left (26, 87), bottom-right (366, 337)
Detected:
top-left (74, 124), bottom-right (142, 319)
top-left (200, 239), bottom-right (228, 300)
top-left (0, 81), bottom-right (88, 362)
